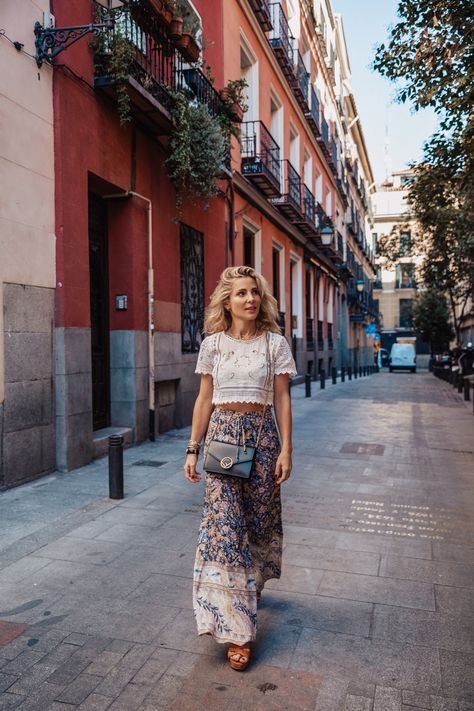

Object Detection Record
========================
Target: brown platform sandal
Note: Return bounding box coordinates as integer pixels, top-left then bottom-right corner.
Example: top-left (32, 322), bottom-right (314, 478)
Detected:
top-left (227, 644), bottom-right (251, 671)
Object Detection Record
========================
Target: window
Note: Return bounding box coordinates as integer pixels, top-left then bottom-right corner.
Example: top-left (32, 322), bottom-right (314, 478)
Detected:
top-left (325, 186), bottom-right (332, 216)
top-left (396, 263), bottom-right (416, 288)
top-left (372, 232), bottom-right (378, 254)
top-left (272, 243), bottom-right (285, 331)
top-left (399, 231), bottom-right (411, 256)
top-left (243, 227), bottom-right (255, 268)
top-left (375, 266), bottom-right (382, 289)
top-left (399, 299), bottom-right (413, 328)
top-left (180, 223), bottom-right (204, 353)
top-left (303, 150), bottom-right (312, 189)
top-left (240, 34), bottom-right (258, 121)
top-left (315, 170), bottom-right (322, 203)
top-left (289, 125), bottom-right (299, 170)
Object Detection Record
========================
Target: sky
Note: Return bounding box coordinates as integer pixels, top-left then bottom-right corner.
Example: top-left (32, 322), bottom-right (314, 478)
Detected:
top-left (333, 0), bottom-right (439, 185)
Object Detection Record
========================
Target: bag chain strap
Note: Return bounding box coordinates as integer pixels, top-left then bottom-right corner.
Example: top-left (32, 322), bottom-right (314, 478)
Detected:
top-left (207, 331), bottom-right (270, 453)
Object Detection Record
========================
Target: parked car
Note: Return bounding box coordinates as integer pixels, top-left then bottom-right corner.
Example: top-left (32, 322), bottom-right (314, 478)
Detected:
top-left (389, 343), bottom-right (416, 373)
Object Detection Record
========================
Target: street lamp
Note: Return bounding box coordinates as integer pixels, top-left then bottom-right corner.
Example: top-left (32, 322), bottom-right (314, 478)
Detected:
top-left (34, 0), bottom-right (126, 67)
top-left (320, 223), bottom-right (334, 247)
top-left (356, 279), bottom-right (365, 293)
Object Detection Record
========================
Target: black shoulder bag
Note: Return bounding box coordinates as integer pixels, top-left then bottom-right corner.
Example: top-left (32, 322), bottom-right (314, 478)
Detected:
top-left (203, 332), bottom-right (270, 479)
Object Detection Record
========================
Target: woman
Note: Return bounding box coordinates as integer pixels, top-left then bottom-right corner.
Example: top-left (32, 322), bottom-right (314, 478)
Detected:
top-left (184, 265), bottom-right (296, 671)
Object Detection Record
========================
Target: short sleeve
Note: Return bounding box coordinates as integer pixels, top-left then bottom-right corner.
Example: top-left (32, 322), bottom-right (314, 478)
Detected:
top-left (273, 335), bottom-right (297, 377)
top-left (195, 335), bottom-right (215, 375)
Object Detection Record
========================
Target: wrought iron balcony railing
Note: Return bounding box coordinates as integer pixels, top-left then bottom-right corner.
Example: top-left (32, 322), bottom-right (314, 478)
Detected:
top-left (94, 2), bottom-right (181, 118)
top-left (320, 116), bottom-right (329, 148)
top-left (93, 2), bottom-right (223, 131)
top-left (295, 184), bottom-right (319, 241)
top-left (269, 3), bottom-right (294, 77)
top-left (241, 120), bottom-right (281, 197)
top-left (248, 0), bottom-right (273, 31)
top-left (292, 50), bottom-right (309, 109)
top-left (271, 160), bottom-right (302, 221)
top-left (337, 231), bottom-right (344, 257)
top-left (178, 68), bottom-right (221, 118)
top-left (305, 86), bottom-right (320, 136)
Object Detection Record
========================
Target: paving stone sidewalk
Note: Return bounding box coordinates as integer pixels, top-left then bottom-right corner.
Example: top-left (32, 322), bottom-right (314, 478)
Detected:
top-left (0, 371), bottom-right (473, 711)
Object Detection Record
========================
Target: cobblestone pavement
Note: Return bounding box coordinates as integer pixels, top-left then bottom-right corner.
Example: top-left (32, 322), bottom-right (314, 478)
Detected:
top-left (0, 371), bottom-right (473, 711)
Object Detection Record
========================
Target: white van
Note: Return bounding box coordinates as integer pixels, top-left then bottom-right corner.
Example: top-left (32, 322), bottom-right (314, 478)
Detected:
top-left (389, 343), bottom-right (416, 373)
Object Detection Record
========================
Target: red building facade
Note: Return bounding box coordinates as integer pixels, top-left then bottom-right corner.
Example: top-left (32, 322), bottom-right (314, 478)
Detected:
top-left (40, 0), bottom-right (375, 475)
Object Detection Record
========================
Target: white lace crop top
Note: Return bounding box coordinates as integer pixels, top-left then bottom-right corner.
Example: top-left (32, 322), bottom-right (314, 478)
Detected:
top-left (195, 331), bottom-right (297, 405)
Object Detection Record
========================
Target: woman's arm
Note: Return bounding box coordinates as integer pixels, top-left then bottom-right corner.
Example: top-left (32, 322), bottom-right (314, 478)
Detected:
top-left (273, 373), bottom-right (293, 485)
top-left (184, 374), bottom-right (214, 484)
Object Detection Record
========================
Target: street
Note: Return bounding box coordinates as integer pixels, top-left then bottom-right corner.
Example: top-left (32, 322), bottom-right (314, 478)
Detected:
top-left (0, 371), bottom-right (473, 711)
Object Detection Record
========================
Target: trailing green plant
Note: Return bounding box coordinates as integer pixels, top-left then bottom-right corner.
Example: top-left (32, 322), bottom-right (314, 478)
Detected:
top-left (165, 90), bottom-right (228, 211)
top-left (108, 33), bottom-right (134, 127)
top-left (224, 78), bottom-right (249, 113)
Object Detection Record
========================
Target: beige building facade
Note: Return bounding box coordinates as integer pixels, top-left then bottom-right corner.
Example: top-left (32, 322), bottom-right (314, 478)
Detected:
top-left (373, 171), bottom-right (418, 334)
top-left (0, 1), bottom-right (56, 487)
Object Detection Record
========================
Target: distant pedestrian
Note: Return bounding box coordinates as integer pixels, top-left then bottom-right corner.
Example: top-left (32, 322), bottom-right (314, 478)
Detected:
top-left (184, 266), bottom-right (296, 671)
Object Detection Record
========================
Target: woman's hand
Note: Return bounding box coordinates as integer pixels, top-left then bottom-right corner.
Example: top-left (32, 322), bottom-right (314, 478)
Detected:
top-left (184, 453), bottom-right (201, 483)
top-left (274, 450), bottom-right (292, 485)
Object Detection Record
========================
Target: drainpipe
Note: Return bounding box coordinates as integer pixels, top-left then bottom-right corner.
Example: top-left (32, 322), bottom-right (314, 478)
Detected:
top-left (103, 191), bottom-right (155, 441)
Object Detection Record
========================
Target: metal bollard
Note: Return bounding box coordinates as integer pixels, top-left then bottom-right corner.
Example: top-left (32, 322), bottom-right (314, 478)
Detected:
top-left (359, 366), bottom-right (363, 378)
top-left (341, 367), bottom-right (345, 383)
top-left (464, 378), bottom-right (470, 401)
top-left (305, 373), bottom-right (311, 398)
top-left (458, 376), bottom-right (463, 394)
top-left (354, 366), bottom-right (358, 379)
top-left (108, 435), bottom-right (124, 500)
top-left (348, 366), bottom-right (352, 380)
top-left (320, 368), bottom-right (326, 389)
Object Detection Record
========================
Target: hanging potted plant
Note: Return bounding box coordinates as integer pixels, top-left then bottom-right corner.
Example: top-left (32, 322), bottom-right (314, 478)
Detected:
top-left (224, 78), bottom-right (249, 123)
top-left (165, 90), bottom-right (228, 212)
top-left (168, 0), bottom-right (184, 39)
top-left (176, 12), bottom-right (201, 63)
top-left (144, 0), bottom-right (173, 25)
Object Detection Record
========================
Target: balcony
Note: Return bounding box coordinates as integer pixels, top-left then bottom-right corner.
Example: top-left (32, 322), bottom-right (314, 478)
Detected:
top-left (295, 184), bottom-right (319, 241)
top-left (291, 50), bottom-right (309, 110)
top-left (340, 245), bottom-right (357, 279)
top-left (241, 121), bottom-right (281, 197)
top-left (396, 278), bottom-right (417, 289)
top-left (269, 4), bottom-right (294, 79)
top-left (94, 2), bottom-right (181, 132)
top-left (318, 116), bottom-right (330, 159)
top-left (306, 317), bottom-right (314, 350)
top-left (178, 68), bottom-right (221, 117)
top-left (271, 160), bottom-right (303, 221)
top-left (305, 86), bottom-right (321, 137)
top-left (248, 0), bottom-right (273, 31)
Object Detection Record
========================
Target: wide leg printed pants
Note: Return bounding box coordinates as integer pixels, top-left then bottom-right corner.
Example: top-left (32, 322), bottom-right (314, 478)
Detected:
top-left (193, 407), bottom-right (282, 645)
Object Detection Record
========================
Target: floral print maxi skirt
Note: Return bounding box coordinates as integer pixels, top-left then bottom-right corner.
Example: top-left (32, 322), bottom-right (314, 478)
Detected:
top-left (193, 407), bottom-right (282, 645)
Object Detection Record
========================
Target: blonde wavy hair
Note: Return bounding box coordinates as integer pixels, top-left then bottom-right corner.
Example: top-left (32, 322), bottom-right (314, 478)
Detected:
top-left (204, 266), bottom-right (281, 335)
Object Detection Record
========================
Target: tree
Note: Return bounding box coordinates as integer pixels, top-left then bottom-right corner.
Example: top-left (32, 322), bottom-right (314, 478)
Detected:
top-left (412, 290), bottom-right (454, 351)
top-left (373, 1), bottom-right (474, 343)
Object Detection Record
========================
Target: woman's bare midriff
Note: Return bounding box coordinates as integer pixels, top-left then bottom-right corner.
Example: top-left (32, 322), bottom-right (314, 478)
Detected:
top-left (215, 402), bottom-right (266, 413)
